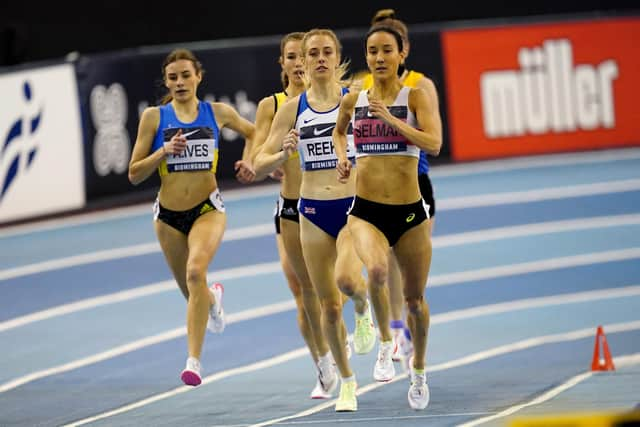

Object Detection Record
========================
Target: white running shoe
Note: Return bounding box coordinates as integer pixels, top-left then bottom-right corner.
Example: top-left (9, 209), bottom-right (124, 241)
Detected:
top-left (317, 354), bottom-right (338, 395)
top-left (408, 369), bottom-right (430, 410)
top-left (310, 376), bottom-right (332, 399)
top-left (207, 283), bottom-right (225, 333)
top-left (392, 328), bottom-right (414, 362)
top-left (391, 328), bottom-right (403, 362)
top-left (373, 341), bottom-right (396, 382)
top-left (180, 357), bottom-right (202, 386)
top-left (401, 328), bottom-right (413, 357)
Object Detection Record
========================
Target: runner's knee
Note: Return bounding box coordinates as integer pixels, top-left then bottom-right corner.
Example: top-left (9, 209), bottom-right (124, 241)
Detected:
top-left (406, 294), bottom-right (425, 315)
top-left (336, 272), bottom-right (356, 296)
top-left (322, 300), bottom-right (342, 324)
top-left (368, 262), bottom-right (388, 286)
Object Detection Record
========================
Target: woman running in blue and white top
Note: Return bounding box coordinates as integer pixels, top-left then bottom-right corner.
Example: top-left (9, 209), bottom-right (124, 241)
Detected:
top-left (253, 29), bottom-right (376, 413)
top-left (250, 32), bottom-right (336, 400)
top-left (333, 26), bottom-right (442, 411)
top-left (128, 48), bottom-right (255, 387)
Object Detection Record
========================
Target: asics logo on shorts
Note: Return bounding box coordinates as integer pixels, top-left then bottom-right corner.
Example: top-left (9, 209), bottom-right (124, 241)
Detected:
top-left (406, 213), bottom-right (415, 223)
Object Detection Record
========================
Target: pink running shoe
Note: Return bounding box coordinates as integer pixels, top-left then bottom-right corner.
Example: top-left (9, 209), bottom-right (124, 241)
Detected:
top-left (181, 357), bottom-right (202, 386)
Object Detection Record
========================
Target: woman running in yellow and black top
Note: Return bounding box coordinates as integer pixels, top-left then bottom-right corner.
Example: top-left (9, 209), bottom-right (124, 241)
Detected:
top-left (356, 9), bottom-right (444, 368)
top-left (250, 32), bottom-right (338, 400)
top-left (128, 48), bottom-right (255, 387)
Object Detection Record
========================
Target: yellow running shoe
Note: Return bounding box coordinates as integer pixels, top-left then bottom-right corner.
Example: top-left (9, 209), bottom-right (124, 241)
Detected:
top-left (353, 301), bottom-right (376, 354)
top-left (335, 380), bottom-right (358, 412)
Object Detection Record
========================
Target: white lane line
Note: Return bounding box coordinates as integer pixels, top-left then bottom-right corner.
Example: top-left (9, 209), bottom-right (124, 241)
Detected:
top-left (62, 348), bottom-right (310, 427)
top-left (431, 285), bottom-right (640, 324)
top-left (2, 156), bottom-right (639, 240)
top-left (0, 223), bottom-right (274, 281)
top-left (434, 214), bottom-right (640, 247)
top-left (438, 178), bottom-right (640, 210)
top-left (239, 412), bottom-right (496, 425)
top-left (0, 299), bottom-right (296, 393)
top-left (431, 248), bottom-right (640, 287)
top-left (0, 262), bottom-right (281, 333)
top-left (3, 247), bottom-right (639, 334)
top-left (3, 148), bottom-right (638, 237)
top-left (430, 147), bottom-right (640, 178)
top-left (458, 352), bottom-right (640, 427)
top-left (5, 213), bottom-right (640, 283)
top-left (4, 285), bottom-right (640, 396)
top-left (243, 321), bottom-right (640, 427)
top-left (0, 183), bottom-right (281, 237)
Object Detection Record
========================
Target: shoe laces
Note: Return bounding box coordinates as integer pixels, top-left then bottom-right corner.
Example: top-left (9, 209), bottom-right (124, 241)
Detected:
top-left (186, 357), bottom-right (201, 372)
top-left (411, 371), bottom-right (425, 389)
top-left (355, 312), bottom-right (370, 329)
top-left (317, 373), bottom-right (327, 389)
top-left (318, 358), bottom-right (334, 380)
top-left (378, 343), bottom-right (393, 363)
top-left (356, 302), bottom-right (371, 324)
top-left (340, 381), bottom-right (356, 399)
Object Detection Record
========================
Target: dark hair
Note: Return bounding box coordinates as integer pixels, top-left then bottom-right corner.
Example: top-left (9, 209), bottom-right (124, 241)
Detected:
top-left (371, 8), bottom-right (396, 24)
top-left (279, 32), bottom-right (305, 90)
top-left (365, 25), bottom-right (404, 53)
top-left (159, 48), bottom-right (204, 105)
top-left (371, 9), bottom-right (409, 43)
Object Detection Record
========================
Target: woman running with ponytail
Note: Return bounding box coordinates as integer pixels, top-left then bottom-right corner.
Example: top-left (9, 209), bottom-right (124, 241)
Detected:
top-left (334, 25), bottom-right (442, 410)
top-left (251, 32), bottom-right (336, 400)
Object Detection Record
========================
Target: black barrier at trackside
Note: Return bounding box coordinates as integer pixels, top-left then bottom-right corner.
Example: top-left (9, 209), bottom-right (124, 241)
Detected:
top-left (75, 28), bottom-right (448, 204)
top-left (75, 39), bottom-right (283, 202)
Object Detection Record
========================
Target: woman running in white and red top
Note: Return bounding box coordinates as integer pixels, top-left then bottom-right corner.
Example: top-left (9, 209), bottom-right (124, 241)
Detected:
top-left (333, 25), bottom-right (442, 410)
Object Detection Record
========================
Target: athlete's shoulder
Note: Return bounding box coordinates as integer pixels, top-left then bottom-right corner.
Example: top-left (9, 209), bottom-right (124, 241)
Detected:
top-left (142, 105), bottom-right (161, 115)
top-left (209, 100), bottom-right (236, 115)
top-left (345, 88), bottom-right (361, 102)
top-left (283, 92), bottom-right (303, 109)
top-left (406, 70), bottom-right (436, 92)
top-left (140, 105), bottom-right (161, 124)
top-left (407, 85), bottom-right (429, 104)
top-left (257, 94), bottom-right (277, 113)
top-left (273, 92), bottom-right (301, 125)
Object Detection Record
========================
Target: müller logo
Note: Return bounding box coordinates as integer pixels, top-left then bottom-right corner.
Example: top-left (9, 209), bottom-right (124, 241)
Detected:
top-left (480, 38), bottom-right (619, 138)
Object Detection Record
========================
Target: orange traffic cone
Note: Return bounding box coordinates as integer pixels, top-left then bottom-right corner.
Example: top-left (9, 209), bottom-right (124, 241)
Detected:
top-left (591, 325), bottom-right (615, 371)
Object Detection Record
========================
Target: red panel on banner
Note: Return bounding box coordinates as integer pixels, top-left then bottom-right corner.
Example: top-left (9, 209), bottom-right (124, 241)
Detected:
top-left (442, 18), bottom-right (640, 161)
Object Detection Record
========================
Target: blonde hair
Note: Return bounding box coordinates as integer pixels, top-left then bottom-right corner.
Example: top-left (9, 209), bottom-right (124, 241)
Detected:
top-left (160, 48), bottom-right (204, 105)
top-left (279, 32), bottom-right (305, 90)
top-left (301, 29), bottom-right (350, 88)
